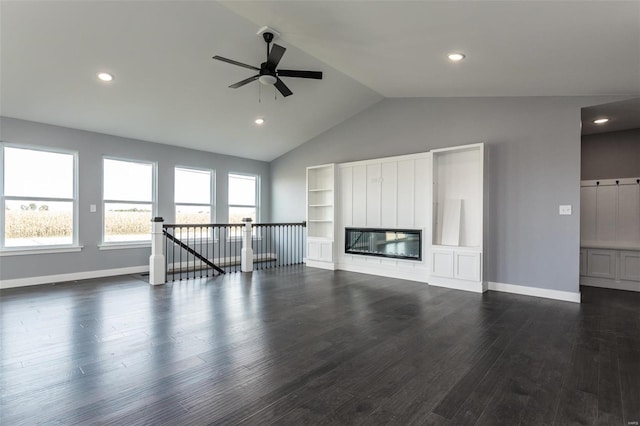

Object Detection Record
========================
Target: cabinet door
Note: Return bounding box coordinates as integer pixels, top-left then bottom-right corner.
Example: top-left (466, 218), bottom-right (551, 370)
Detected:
top-left (586, 249), bottom-right (616, 279)
top-left (307, 240), bottom-right (333, 262)
top-left (431, 249), bottom-right (454, 278)
top-left (620, 251), bottom-right (640, 281)
top-left (454, 251), bottom-right (481, 282)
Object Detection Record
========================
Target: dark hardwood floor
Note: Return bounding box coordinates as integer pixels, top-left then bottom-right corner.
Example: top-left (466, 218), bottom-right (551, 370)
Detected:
top-left (1, 267), bottom-right (639, 425)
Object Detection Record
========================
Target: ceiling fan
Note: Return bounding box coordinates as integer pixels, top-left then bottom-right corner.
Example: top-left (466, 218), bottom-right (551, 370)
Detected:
top-left (212, 27), bottom-right (322, 98)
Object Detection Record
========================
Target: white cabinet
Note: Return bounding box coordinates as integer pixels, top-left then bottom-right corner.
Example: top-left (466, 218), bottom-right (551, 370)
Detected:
top-left (306, 164), bottom-right (336, 269)
top-left (431, 249), bottom-right (454, 278)
top-left (455, 251), bottom-right (481, 282)
top-left (586, 249), bottom-right (617, 279)
top-left (620, 251), bottom-right (640, 281)
top-left (429, 143), bottom-right (485, 292)
top-left (580, 246), bottom-right (640, 292)
top-left (307, 239), bottom-right (333, 263)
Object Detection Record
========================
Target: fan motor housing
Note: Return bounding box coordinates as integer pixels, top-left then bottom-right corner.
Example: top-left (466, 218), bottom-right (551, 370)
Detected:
top-left (256, 26), bottom-right (280, 40)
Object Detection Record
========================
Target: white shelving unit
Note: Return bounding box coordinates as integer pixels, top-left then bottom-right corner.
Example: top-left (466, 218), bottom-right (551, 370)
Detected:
top-left (306, 164), bottom-right (336, 269)
top-left (429, 143), bottom-right (485, 292)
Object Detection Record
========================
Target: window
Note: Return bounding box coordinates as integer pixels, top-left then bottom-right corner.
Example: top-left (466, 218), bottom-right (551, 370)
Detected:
top-left (228, 173), bottom-right (258, 224)
top-left (1, 145), bottom-right (77, 248)
top-left (175, 167), bottom-right (214, 224)
top-left (103, 158), bottom-right (155, 243)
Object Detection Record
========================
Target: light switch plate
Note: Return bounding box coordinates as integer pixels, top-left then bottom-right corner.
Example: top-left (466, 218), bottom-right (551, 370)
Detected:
top-left (90, 204), bottom-right (97, 213)
top-left (559, 205), bottom-right (572, 215)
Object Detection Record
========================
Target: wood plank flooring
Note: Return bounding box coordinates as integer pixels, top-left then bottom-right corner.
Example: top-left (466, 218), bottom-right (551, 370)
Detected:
top-left (1, 267), bottom-right (639, 425)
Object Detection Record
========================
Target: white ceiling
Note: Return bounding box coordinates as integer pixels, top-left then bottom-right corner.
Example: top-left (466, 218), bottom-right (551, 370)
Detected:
top-left (2, 1), bottom-right (639, 162)
top-left (223, 1), bottom-right (640, 97)
top-left (0, 1), bottom-right (381, 161)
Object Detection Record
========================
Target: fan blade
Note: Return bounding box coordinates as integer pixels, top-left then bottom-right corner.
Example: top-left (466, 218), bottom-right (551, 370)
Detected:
top-left (229, 75), bottom-right (259, 89)
top-left (212, 56), bottom-right (259, 71)
top-left (274, 78), bottom-right (293, 97)
top-left (267, 44), bottom-right (286, 69)
top-left (278, 70), bottom-right (323, 79)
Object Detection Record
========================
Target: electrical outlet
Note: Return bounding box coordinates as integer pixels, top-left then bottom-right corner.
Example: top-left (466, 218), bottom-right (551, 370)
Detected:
top-left (559, 205), bottom-right (572, 215)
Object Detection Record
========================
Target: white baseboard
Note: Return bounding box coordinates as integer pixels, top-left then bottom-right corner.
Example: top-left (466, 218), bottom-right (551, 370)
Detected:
top-left (580, 276), bottom-right (640, 292)
top-left (488, 281), bottom-right (581, 303)
top-left (428, 276), bottom-right (486, 293)
top-left (0, 266), bottom-right (149, 290)
top-left (306, 260), bottom-right (337, 270)
top-left (337, 262), bottom-right (429, 282)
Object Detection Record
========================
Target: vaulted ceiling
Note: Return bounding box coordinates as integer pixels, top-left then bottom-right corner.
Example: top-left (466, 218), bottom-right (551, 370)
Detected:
top-left (1, 1), bottom-right (639, 161)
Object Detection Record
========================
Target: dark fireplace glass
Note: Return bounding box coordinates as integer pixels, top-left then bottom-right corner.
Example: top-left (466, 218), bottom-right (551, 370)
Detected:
top-left (345, 228), bottom-right (421, 261)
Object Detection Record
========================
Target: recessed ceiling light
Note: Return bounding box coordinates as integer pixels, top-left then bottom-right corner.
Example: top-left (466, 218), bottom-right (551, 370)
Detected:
top-left (448, 53), bottom-right (465, 62)
top-left (97, 72), bottom-right (113, 82)
top-left (254, 118), bottom-right (265, 125)
top-left (593, 118), bottom-right (609, 124)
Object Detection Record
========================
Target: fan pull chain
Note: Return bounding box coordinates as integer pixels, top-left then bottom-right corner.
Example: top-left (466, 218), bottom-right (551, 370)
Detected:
top-left (258, 82), bottom-right (261, 103)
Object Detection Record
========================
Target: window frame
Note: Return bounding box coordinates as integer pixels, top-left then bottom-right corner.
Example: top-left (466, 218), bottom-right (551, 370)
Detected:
top-left (101, 156), bottom-right (157, 246)
top-left (0, 143), bottom-right (79, 252)
top-left (174, 166), bottom-right (216, 225)
top-left (228, 172), bottom-right (260, 224)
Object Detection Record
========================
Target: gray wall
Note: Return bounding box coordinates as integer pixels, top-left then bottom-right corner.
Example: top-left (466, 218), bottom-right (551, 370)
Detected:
top-left (0, 117), bottom-right (270, 281)
top-left (581, 128), bottom-right (640, 180)
top-left (270, 96), bottom-right (628, 293)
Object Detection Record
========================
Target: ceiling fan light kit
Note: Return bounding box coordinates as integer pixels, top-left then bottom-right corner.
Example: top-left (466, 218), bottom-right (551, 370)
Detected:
top-left (212, 26), bottom-right (322, 97)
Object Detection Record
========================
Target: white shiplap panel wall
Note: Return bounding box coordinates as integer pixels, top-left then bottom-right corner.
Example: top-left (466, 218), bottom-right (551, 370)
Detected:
top-left (414, 158), bottom-right (430, 229)
top-left (596, 185), bottom-right (617, 242)
top-left (340, 166), bottom-right (353, 228)
top-left (580, 186), bottom-right (597, 241)
top-left (381, 161), bottom-right (398, 228)
top-left (397, 160), bottom-right (415, 228)
top-left (352, 166), bottom-right (367, 227)
top-left (366, 163), bottom-right (382, 227)
top-left (618, 184), bottom-right (640, 243)
top-left (337, 153), bottom-right (431, 282)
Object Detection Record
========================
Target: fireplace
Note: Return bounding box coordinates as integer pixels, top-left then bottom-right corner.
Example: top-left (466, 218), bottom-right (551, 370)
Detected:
top-left (345, 228), bottom-right (422, 261)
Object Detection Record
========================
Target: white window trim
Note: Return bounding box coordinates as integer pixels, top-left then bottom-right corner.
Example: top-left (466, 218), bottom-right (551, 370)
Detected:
top-left (97, 242), bottom-right (151, 250)
top-left (228, 172), bottom-right (260, 223)
top-left (174, 166), bottom-right (216, 225)
top-left (0, 245), bottom-right (83, 257)
top-left (101, 156), bottom-right (157, 246)
top-left (0, 143), bottom-right (79, 252)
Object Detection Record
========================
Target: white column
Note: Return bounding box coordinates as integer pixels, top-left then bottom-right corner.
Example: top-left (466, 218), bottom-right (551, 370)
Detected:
top-left (149, 217), bottom-right (166, 285)
top-left (241, 219), bottom-right (253, 272)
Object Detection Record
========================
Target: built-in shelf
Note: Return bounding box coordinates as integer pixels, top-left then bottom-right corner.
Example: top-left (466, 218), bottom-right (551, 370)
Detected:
top-left (307, 164), bottom-right (336, 268)
top-left (430, 143), bottom-right (485, 292)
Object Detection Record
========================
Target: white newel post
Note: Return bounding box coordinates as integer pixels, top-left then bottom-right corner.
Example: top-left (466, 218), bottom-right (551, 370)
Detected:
top-left (241, 218), bottom-right (253, 272)
top-left (149, 217), bottom-right (166, 285)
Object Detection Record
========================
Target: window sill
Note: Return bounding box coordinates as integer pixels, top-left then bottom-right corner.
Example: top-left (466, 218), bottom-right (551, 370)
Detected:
top-left (0, 245), bottom-right (83, 257)
top-left (98, 242), bottom-right (151, 251)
